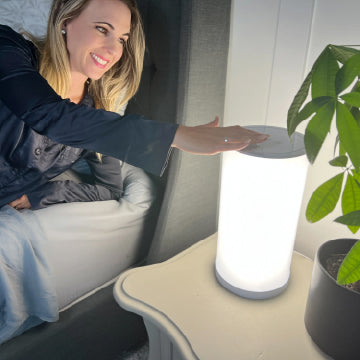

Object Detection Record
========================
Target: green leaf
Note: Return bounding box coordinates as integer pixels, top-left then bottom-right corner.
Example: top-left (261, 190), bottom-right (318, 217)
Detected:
top-left (306, 173), bottom-right (344, 223)
top-left (336, 102), bottom-right (360, 171)
top-left (288, 96), bottom-right (334, 136)
top-left (347, 81), bottom-right (360, 124)
top-left (350, 107), bottom-right (360, 127)
top-left (329, 45), bottom-right (360, 64)
top-left (287, 71), bottom-right (313, 136)
top-left (335, 54), bottom-right (360, 94)
top-left (341, 92), bottom-right (360, 107)
top-left (352, 80), bottom-right (360, 93)
top-left (335, 210), bottom-right (360, 226)
top-left (339, 139), bottom-right (347, 156)
top-left (329, 155), bottom-right (348, 167)
top-left (337, 241), bottom-right (360, 285)
top-left (312, 48), bottom-right (339, 98)
top-left (304, 100), bottom-right (336, 164)
top-left (342, 172), bottom-right (360, 233)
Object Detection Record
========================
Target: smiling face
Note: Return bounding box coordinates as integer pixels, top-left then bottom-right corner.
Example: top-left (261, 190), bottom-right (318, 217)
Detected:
top-left (64, 0), bottom-right (131, 84)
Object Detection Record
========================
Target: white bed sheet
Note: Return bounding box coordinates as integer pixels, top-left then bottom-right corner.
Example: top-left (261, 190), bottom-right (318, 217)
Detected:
top-left (34, 163), bottom-right (156, 310)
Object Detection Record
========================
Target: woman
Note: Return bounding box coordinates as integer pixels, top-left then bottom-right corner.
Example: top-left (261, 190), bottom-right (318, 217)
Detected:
top-left (0, 0), bottom-right (268, 210)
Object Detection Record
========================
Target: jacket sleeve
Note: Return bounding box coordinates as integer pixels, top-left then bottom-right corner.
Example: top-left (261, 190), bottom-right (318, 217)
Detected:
top-left (84, 153), bottom-right (123, 195)
top-left (27, 180), bottom-right (120, 210)
top-left (0, 25), bottom-right (178, 176)
top-left (27, 154), bottom-right (123, 209)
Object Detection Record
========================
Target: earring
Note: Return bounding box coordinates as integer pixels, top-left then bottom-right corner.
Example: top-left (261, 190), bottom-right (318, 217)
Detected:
top-left (61, 29), bottom-right (66, 35)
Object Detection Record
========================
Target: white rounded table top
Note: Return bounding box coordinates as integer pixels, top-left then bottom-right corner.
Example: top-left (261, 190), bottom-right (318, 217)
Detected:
top-left (114, 233), bottom-right (331, 360)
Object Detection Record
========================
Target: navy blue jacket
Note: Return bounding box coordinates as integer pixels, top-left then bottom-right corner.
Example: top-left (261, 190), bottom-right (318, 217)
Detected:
top-left (0, 25), bottom-right (178, 208)
top-left (27, 153), bottom-right (123, 209)
top-left (26, 93), bottom-right (123, 209)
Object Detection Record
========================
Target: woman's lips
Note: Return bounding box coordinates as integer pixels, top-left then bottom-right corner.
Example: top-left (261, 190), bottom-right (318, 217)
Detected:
top-left (90, 52), bottom-right (109, 69)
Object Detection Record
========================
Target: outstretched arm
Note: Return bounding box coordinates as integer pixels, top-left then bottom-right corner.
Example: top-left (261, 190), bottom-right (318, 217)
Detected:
top-left (172, 116), bottom-right (269, 154)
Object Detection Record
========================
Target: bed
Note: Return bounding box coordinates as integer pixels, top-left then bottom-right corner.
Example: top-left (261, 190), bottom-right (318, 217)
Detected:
top-left (0, 0), bottom-right (231, 359)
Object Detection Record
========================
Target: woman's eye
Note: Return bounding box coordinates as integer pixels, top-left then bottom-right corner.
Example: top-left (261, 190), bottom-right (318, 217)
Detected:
top-left (119, 38), bottom-right (125, 46)
top-left (96, 26), bottom-right (107, 34)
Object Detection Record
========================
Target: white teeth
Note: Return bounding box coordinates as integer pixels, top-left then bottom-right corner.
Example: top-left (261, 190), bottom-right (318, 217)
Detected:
top-left (91, 53), bottom-right (108, 66)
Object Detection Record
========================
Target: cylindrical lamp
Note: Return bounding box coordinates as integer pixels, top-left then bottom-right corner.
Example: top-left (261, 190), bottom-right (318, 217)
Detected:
top-left (216, 125), bottom-right (308, 299)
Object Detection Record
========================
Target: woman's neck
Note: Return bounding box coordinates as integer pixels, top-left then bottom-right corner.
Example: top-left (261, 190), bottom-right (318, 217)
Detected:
top-left (69, 73), bottom-right (88, 104)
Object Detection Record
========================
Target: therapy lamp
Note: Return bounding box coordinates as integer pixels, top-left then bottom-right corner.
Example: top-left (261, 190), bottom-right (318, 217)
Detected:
top-left (216, 125), bottom-right (308, 299)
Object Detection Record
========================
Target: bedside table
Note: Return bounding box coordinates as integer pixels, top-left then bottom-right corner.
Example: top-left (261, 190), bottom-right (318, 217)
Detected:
top-left (113, 234), bottom-right (331, 360)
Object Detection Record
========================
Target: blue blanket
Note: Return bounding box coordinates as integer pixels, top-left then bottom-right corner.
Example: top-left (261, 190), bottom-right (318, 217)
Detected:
top-left (0, 205), bottom-right (58, 344)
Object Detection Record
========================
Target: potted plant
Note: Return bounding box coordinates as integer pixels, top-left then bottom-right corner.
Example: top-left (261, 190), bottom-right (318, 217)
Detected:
top-left (287, 44), bottom-right (360, 359)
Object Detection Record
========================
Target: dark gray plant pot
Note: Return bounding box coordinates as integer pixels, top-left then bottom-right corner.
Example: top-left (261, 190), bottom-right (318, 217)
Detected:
top-left (305, 239), bottom-right (360, 360)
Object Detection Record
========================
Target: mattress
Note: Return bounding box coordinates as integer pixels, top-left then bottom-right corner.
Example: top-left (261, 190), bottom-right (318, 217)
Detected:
top-left (34, 163), bottom-right (156, 310)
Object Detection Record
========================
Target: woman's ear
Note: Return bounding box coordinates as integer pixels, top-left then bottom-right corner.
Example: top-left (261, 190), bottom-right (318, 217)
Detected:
top-left (61, 22), bottom-right (67, 35)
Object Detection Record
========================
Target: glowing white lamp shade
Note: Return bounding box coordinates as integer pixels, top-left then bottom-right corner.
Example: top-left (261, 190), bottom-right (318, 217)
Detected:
top-left (216, 125), bottom-right (308, 299)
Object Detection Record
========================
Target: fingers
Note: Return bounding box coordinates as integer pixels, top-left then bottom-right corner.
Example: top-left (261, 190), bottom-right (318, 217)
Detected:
top-left (218, 128), bottom-right (269, 153)
top-left (199, 116), bottom-right (220, 128)
top-left (224, 128), bottom-right (269, 145)
top-left (221, 141), bottom-right (252, 152)
top-left (8, 195), bottom-right (30, 210)
top-left (211, 116), bottom-right (220, 127)
top-left (9, 202), bottom-right (21, 210)
top-left (8, 200), bottom-right (17, 209)
top-left (241, 129), bottom-right (269, 144)
top-left (248, 133), bottom-right (270, 144)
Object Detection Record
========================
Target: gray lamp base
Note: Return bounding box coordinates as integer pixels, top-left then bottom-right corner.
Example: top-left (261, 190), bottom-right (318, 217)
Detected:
top-left (215, 269), bottom-right (288, 300)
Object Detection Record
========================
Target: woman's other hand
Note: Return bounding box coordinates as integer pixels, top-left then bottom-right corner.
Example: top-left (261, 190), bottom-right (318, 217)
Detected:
top-left (171, 116), bottom-right (269, 155)
top-left (8, 195), bottom-right (31, 210)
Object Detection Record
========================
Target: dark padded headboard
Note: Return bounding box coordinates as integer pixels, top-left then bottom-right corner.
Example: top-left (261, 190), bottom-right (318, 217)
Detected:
top-left (127, 0), bottom-right (181, 125)
top-left (127, 0), bottom-right (232, 264)
top-left (142, 0), bottom-right (232, 263)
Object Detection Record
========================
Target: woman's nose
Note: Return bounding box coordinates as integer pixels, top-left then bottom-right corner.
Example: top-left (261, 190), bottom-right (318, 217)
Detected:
top-left (105, 38), bottom-right (123, 59)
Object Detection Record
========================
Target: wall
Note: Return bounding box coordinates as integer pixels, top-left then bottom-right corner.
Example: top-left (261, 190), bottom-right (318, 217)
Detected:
top-left (224, 0), bottom-right (360, 259)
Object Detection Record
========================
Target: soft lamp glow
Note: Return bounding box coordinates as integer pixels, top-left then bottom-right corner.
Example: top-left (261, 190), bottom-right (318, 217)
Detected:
top-left (216, 125), bottom-right (308, 299)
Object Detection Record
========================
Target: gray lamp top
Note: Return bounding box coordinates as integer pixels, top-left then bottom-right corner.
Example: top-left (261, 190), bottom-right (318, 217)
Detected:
top-left (240, 125), bottom-right (305, 159)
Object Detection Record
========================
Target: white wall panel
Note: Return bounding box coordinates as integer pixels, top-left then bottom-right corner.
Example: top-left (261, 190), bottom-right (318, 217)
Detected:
top-left (266, 0), bottom-right (314, 127)
top-left (224, 0), bottom-right (281, 127)
top-left (306, 0), bottom-right (360, 68)
top-left (225, 0), bottom-right (360, 259)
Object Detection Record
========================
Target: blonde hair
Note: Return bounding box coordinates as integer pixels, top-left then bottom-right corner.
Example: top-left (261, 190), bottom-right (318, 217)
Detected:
top-left (37, 0), bottom-right (145, 112)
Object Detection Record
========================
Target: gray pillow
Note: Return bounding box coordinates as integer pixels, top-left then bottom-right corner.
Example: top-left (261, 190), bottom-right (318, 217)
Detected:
top-left (0, 0), bottom-right (51, 37)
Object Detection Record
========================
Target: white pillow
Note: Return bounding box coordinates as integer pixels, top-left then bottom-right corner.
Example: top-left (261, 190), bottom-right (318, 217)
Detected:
top-left (0, 0), bottom-right (52, 37)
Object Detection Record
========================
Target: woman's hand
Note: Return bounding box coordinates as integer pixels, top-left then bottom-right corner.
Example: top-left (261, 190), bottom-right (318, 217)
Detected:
top-left (8, 195), bottom-right (31, 210)
top-left (171, 116), bottom-right (269, 155)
